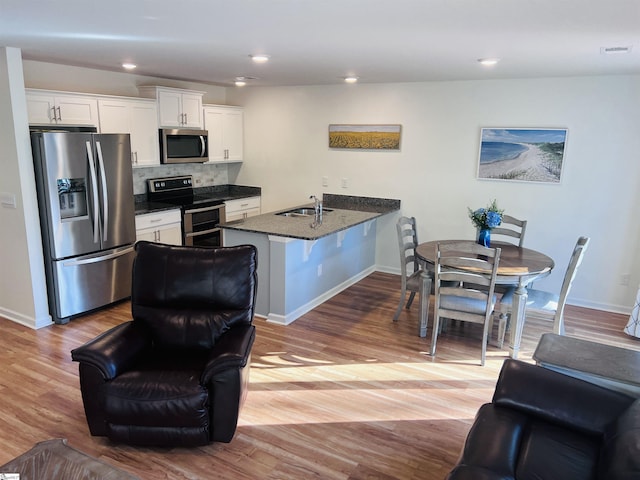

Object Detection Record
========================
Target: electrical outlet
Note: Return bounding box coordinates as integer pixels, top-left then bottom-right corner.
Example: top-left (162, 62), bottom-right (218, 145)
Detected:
top-left (621, 274), bottom-right (631, 286)
top-left (322, 176), bottom-right (329, 187)
top-left (341, 178), bottom-right (348, 188)
top-left (317, 264), bottom-right (323, 276)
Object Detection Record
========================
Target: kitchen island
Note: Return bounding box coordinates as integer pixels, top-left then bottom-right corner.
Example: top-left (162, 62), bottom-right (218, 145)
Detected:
top-left (220, 194), bottom-right (400, 324)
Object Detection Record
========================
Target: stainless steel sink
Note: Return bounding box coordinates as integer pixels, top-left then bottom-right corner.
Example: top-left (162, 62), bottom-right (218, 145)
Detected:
top-left (276, 207), bottom-right (333, 217)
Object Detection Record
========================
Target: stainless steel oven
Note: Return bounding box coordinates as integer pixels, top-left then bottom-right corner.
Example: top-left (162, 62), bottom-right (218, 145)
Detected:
top-left (147, 175), bottom-right (226, 247)
top-left (183, 203), bottom-right (225, 247)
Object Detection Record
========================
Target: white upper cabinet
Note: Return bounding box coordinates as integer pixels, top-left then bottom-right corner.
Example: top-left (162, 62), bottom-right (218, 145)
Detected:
top-left (139, 86), bottom-right (203, 129)
top-left (26, 90), bottom-right (99, 126)
top-left (203, 105), bottom-right (244, 162)
top-left (98, 98), bottom-right (160, 167)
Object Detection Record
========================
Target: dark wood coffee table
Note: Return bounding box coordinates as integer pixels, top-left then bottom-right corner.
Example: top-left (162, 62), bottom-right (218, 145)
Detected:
top-left (533, 333), bottom-right (640, 397)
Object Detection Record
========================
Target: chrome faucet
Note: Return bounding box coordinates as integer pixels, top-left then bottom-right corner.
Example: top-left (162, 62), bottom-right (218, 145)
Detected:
top-left (309, 195), bottom-right (323, 228)
top-left (310, 195), bottom-right (323, 219)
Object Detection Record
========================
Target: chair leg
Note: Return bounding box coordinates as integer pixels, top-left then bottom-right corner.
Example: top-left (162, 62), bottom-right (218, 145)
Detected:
top-left (430, 315), bottom-right (440, 356)
top-left (406, 291), bottom-right (416, 309)
top-left (554, 313), bottom-right (566, 336)
top-left (497, 313), bottom-right (509, 349)
top-left (480, 321), bottom-right (489, 366)
top-left (393, 287), bottom-right (407, 321)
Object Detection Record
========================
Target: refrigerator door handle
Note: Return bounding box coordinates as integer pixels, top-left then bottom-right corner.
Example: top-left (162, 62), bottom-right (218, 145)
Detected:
top-left (62, 246), bottom-right (134, 267)
top-left (95, 141), bottom-right (109, 241)
top-left (85, 141), bottom-right (100, 243)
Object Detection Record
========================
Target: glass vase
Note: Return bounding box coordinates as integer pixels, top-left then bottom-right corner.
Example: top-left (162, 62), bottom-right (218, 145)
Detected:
top-left (478, 229), bottom-right (491, 247)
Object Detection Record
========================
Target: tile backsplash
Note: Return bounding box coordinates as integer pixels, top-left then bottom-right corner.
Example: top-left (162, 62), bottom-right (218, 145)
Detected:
top-left (132, 163), bottom-right (229, 195)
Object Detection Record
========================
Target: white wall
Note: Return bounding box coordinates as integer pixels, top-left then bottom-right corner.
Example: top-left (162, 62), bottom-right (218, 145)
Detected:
top-left (0, 48), bottom-right (51, 328)
top-left (228, 76), bottom-right (640, 313)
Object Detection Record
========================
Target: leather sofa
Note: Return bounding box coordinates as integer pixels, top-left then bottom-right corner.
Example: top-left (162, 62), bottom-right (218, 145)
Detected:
top-left (447, 358), bottom-right (640, 480)
top-left (71, 241), bottom-right (258, 447)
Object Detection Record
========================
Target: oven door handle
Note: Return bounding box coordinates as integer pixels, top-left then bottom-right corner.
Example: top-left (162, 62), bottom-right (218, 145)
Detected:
top-left (183, 204), bottom-right (222, 215)
top-left (185, 227), bottom-right (221, 238)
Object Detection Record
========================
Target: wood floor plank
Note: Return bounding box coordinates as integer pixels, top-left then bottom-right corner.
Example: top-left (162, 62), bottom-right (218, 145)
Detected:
top-left (0, 272), bottom-right (637, 479)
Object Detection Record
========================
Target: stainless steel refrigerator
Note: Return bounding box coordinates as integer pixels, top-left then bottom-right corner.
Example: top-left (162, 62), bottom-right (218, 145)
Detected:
top-left (31, 131), bottom-right (136, 324)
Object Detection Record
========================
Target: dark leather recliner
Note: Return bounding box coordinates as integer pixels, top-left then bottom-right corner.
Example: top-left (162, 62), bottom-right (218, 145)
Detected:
top-left (71, 241), bottom-right (258, 447)
top-left (447, 358), bottom-right (640, 480)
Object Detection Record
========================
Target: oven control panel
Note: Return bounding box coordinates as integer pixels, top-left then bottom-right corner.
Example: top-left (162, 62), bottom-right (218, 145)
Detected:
top-left (148, 175), bottom-right (193, 193)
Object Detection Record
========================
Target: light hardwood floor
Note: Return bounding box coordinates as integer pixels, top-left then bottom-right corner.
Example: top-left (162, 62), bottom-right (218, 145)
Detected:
top-left (0, 272), bottom-right (637, 479)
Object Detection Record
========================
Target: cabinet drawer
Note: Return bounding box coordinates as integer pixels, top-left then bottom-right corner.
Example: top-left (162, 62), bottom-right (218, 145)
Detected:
top-left (135, 209), bottom-right (181, 230)
top-left (225, 196), bottom-right (261, 214)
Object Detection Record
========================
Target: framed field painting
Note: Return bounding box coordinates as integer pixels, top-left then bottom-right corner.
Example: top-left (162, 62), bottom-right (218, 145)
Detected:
top-left (477, 128), bottom-right (568, 183)
top-left (329, 124), bottom-right (401, 150)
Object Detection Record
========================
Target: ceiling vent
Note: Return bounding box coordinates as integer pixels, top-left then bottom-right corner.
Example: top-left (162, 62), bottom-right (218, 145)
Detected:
top-left (600, 46), bottom-right (632, 55)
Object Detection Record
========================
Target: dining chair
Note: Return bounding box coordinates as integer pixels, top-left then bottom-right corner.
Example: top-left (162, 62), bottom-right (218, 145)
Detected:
top-left (431, 241), bottom-right (501, 366)
top-left (491, 214), bottom-right (527, 247)
top-left (393, 216), bottom-right (424, 321)
top-left (496, 236), bottom-right (590, 347)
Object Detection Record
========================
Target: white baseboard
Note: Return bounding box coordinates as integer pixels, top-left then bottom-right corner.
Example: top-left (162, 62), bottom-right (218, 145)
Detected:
top-left (0, 307), bottom-right (52, 330)
top-left (266, 266), bottom-right (376, 326)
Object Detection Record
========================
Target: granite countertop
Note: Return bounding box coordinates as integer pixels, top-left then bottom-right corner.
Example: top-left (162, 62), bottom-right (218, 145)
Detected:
top-left (134, 184), bottom-right (261, 215)
top-left (219, 194), bottom-right (400, 241)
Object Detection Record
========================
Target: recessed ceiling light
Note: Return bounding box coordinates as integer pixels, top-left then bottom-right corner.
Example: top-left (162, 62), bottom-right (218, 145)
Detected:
top-left (234, 76), bottom-right (258, 87)
top-left (122, 63), bottom-right (137, 70)
top-left (344, 76), bottom-right (359, 84)
top-left (478, 58), bottom-right (500, 66)
top-left (250, 54), bottom-right (270, 63)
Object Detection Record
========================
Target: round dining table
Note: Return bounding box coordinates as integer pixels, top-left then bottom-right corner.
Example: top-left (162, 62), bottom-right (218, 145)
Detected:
top-left (415, 240), bottom-right (555, 359)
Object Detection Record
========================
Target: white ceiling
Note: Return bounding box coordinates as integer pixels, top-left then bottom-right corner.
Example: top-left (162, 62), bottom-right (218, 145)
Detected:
top-left (1, 0), bottom-right (639, 87)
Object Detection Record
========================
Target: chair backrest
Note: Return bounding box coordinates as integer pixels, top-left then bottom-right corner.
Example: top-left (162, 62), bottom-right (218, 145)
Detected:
top-left (131, 241), bottom-right (258, 350)
top-left (491, 214), bottom-right (527, 247)
top-left (434, 241), bottom-right (502, 325)
top-left (396, 216), bottom-right (419, 279)
top-left (554, 236), bottom-right (590, 328)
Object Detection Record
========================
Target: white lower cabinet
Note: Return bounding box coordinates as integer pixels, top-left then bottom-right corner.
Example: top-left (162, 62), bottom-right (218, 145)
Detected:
top-left (135, 209), bottom-right (182, 245)
top-left (224, 196), bottom-right (261, 222)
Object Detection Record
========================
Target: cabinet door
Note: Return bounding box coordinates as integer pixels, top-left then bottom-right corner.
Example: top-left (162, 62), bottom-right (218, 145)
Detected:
top-left (98, 99), bottom-right (131, 135)
top-left (158, 225), bottom-right (183, 245)
top-left (203, 106), bottom-right (244, 162)
top-left (55, 95), bottom-right (98, 125)
top-left (99, 99), bottom-right (159, 166)
top-left (224, 109), bottom-right (243, 161)
top-left (129, 102), bottom-right (159, 166)
top-left (204, 108), bottom-right (225, 161)
top-left (157, 90), bottom-right (183, 127)
top-left (181, 93), bottom-right (203, 128)
top-left (136, 229), bottom-right (157, 243)
top-left (26, 93), bottom-right (56, 124)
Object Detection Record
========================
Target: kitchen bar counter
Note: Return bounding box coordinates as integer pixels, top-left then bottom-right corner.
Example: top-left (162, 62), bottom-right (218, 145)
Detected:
top-left (222, 194), bottom-right (400, 325)
top-left (219, 194), bottom-right (400, 240)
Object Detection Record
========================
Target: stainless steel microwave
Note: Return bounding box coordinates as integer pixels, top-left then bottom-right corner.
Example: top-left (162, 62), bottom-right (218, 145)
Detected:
top-left (159, 128), bottom-right (208, 164)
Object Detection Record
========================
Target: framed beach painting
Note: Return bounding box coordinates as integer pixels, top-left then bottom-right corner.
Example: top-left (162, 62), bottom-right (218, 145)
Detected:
top-left (329, 124), bottom-right (401, 150)
top-left (477, 128), bottom-right (568, 183)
